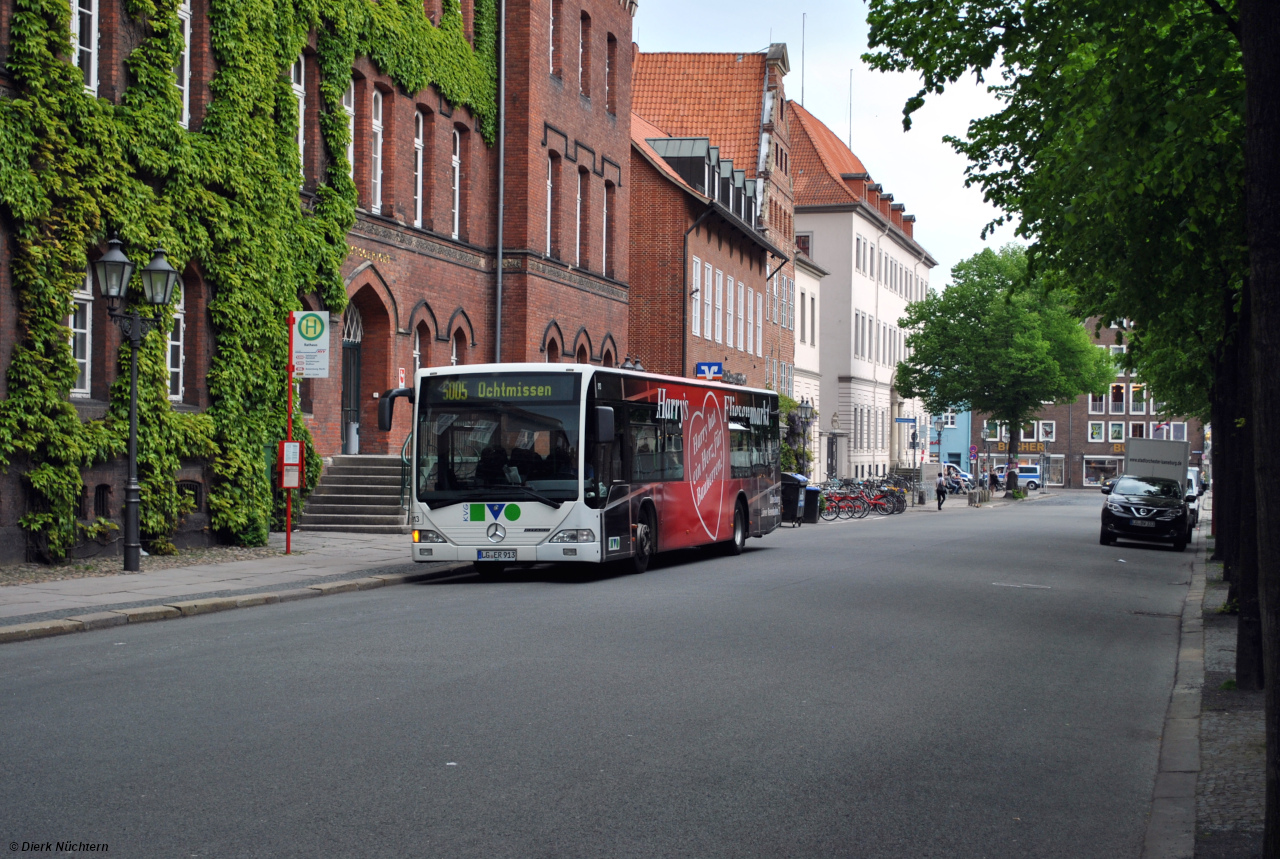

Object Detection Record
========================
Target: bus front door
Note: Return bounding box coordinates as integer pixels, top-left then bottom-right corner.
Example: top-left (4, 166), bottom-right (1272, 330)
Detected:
top-left (603, 484), bottom-right (632, 561)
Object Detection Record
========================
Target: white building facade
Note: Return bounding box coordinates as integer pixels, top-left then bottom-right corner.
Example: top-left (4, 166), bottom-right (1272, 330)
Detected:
top-left (790, 101), bottom-right (937, 479)
top-left (792, 254), bottom-right (826, 479)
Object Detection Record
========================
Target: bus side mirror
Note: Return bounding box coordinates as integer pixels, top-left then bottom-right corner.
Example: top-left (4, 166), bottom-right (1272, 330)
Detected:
top-left (378, 387), bottom-right (415, 432)
top-left (594, 406), bottom-right (615, 440)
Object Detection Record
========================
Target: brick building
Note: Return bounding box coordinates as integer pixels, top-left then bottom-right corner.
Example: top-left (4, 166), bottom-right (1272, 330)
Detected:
top-left (630, 45), bottom-right (800, 394)
top-left (789, 101), bottom-right (936, 478)
top-left (0, 0), bottom-right (636, 560)
top-left (968, 322), bottom-right (1208, 488)
top-left (627, 115), bottom-right (788, 385)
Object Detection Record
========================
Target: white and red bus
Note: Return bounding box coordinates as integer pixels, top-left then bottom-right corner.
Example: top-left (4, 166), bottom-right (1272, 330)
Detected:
top-left (378, 363), bottom-right (782, 573)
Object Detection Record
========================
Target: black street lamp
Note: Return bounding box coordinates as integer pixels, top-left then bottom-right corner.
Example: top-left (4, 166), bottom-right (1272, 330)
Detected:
top-left (92, 234), bottom-right (180, 572)
top-left (933, 414), bottom-right (945, 463)
top-left (796, 397), bottom-right (815, 480)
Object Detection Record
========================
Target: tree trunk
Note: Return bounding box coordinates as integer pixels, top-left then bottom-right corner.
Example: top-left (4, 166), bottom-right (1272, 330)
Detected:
top-left (1240, 1), bottom-right (1280, 847)
top-left (1233, 284), bottom-right (1266, 690)
top-left (1005, 428), bottom-right (1019, 494)
top-left (1212, 286), bottom-right (1241, 570)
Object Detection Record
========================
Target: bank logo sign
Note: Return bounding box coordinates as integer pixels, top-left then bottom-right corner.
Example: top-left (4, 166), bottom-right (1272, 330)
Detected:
top-left (465, 503), bottom-right (522, 523)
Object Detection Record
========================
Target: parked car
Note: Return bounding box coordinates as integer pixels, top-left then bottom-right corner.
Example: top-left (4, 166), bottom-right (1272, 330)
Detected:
top-left (1100, 474), bottom-right (1194, 551)
top-left (1185, 467), bottom-right (1203, 526)
top-left (1015, 464), bottom-right (1042, 490)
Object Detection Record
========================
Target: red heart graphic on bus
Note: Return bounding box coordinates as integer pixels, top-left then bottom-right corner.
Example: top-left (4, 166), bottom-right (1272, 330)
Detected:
top-left (686, 390), bottom-right (727, 541)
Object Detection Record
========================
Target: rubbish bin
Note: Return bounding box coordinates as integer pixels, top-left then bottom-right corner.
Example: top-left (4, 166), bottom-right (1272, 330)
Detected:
top-left (803, 485), bottom-right (822, 524)
top-left (343, 422), bottom-right (360, 455)
top-left (780, 473), bottom-right (806, 527)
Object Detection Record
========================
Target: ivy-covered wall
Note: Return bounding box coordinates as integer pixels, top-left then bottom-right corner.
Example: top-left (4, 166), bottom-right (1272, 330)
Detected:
top-left (0, 0), bottom-right (496, 560)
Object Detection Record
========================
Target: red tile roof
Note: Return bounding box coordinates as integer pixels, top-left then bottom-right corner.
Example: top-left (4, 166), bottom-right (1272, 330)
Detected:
top-left (789, 100), bottom-right (868, 207)
top-left (633, 52), bottom-right (768, 178)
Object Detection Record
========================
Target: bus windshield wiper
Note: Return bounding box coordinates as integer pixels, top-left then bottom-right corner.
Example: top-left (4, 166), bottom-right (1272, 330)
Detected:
top-left (508, 484), bottom-right (562, 508)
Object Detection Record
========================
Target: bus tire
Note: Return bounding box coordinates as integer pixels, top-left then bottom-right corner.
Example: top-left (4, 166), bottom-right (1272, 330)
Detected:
top-left (630, 507), bottom-right (656, 574)
top-left (725, 502), bottom-right (747, 555)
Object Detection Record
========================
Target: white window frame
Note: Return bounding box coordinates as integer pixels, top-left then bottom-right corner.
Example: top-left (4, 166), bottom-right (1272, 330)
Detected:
top-left (413, 111), bottom-right (425, 228)
top-left (1109, 422), bottom-right (1125, 443)
top-left (71, 0), bottom-right (98, 94)
top-left (1088, 421), bottom-right (1105, 443)
top-left (1021, 422), bottom-right (1037, 443)
top-left (1110, 382), bottom-right (1126, 414)
top-left (736, 280), bottom-right (745, 352)
top-left (1038, 421), bottom-right (1056, 443)
top-left (799, 289), bottom-right (806, 343)
top-left (574, 169), bottom-right (582, 267)
top-left (724, 274), bottom-right (734, 349)
top-left (450, 129), bottom-right (461, 239)
top-left (1111, 344), bottom-right (1126, 375)
top-left (370, 90), bottom-right (383, 214)
top-left (943, 411), bottom-right (956, 428)
top-left (747, 290), bottom-right (757, 353)
top-left (1130, 382), bottom-right (1146, 415)
top-left (413, 328), bottom-right (422, 371)
top-left (746, 286), bottom-right (754, 354)
top-left (714, 270), bottom-right (724, 344)
top-left (177, 2), bottom-right (193, 128)
top-left (168, 283), bottom-right (185, 401)
top-left (691, 257), bottom-right (702, 337)
top-left (703, 262), bottom-right (713, 341)
top-left (601, 183), bottom-right (608, 274)
top-left (1088, 390), bottom-right (1105, 414)
top-left (810, 294), bottom-right (816, 345)
top-left (342, 80), bottom-right (355, 180)
top-left (1170, 421), bottom-right (1187, 442)
top-left (69, 274), bottom-right (93, 397)
top-left (1129, 421), bottom-right (1146, 440)
top-left (546, 155), bottom-right (554, 255)
top-left (549, 0), bottom-right (556, 74)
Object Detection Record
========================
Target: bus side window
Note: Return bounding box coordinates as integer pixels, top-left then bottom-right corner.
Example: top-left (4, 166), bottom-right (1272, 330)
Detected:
top-left (730, 426), bottom-right (752, 479)
top-left (661, 417), bottom-right (684, 481)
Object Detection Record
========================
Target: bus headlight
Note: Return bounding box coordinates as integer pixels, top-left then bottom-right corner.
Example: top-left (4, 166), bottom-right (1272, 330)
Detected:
top-left (413, 530), bottom-right (447, 543)
top-left (549, 529), bottom-right (596, 543)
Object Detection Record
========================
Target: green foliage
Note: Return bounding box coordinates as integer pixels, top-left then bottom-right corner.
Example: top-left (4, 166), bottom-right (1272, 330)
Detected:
top-left (896, 245), bottom-right (1114, 448)
top-left (778, 394), bottom-right (816, 476)
top-left (864, 0), bottom-right (1244, 419)
top-left (0, 0), bottom-right (495, 558)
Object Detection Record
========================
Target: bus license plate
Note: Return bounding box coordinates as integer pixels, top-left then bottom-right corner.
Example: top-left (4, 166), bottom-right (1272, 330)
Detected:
top-left (477, 550), bottom-right (517, 561)
top-left (1130, 520), bottom-right (1155, 528)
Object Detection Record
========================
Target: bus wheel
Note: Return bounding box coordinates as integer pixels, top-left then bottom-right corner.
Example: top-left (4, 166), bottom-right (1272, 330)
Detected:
top-left (631, 508), bottom-right (655, 574)
top-left (726, 503), bottom-right (747, 555)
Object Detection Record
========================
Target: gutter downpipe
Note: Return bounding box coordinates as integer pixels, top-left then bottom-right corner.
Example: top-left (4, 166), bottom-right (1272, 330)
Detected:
top-left (494, 0), bottom-right (506, 362)
top-left (683, 206), bottom-right (717, 377)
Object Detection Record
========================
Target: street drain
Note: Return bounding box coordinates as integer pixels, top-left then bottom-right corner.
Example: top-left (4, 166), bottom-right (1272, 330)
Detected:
top-left (1130, 610), bottom-right (1180, 619)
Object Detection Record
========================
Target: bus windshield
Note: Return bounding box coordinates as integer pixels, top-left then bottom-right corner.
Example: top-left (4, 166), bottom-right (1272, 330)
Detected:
top-left (416, 372), bottom-right (582, 509)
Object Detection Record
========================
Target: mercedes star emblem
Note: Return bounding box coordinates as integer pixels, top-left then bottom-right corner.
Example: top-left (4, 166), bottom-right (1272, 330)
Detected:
top-left (486, 523), bottom-right (506, 543)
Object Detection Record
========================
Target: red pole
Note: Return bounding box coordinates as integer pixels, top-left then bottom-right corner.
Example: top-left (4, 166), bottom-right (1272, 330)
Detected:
top-left (286, 312), bottom-right (294, 556)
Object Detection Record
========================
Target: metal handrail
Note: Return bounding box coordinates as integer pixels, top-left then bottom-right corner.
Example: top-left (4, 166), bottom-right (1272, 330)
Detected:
top-left (400, 433), bottom-right (412, 509)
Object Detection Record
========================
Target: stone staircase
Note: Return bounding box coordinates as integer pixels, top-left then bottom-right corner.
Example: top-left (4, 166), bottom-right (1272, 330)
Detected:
top-left (297, 454), bottom-right (410, 534)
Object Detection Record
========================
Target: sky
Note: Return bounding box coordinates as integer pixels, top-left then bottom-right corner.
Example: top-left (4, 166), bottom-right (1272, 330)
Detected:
top-left (631, 0), bottom-right (1023, 286)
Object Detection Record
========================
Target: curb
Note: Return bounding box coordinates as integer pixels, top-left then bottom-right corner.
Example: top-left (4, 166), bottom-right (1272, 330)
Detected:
top-left (0, 562), bottom-right (475, 645)
top-left (1142, 543), bottom-right (1205, 859)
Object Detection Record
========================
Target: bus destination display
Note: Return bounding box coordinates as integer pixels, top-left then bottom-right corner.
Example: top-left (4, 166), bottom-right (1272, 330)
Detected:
top-left (424, 374), bottom-right (578, 404)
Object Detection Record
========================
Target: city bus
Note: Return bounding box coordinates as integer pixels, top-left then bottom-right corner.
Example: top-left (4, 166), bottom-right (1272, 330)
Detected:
top-left (378, 363), bottom-right (782, 574)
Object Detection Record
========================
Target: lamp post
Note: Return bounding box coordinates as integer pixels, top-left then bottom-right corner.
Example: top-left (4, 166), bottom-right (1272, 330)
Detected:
top-left (796, 397), bottom-right (815, 480)
top-left (933, 415), bottom-right (945, 465)
top-left (91, 234), bottom-right (180, 572)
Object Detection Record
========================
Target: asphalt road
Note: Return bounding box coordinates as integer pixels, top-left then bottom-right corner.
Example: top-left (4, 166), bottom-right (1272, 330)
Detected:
top-left (0, 491), bottom-right (1194, 858)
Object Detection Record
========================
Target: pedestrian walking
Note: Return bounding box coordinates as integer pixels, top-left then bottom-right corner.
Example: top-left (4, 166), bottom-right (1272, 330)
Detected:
top-left (935, 472), bottom-right (947, 510)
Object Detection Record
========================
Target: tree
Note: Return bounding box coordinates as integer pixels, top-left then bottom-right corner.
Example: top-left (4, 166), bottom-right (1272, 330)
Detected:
top-left (866, 0), bottom-right (1280, 845)
top-left (896, 246), bottom-right (1113, 492)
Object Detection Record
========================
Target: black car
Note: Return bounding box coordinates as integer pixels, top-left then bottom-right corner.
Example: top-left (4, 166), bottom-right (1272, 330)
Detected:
top-left (1100, 475), bottom-right (1194, 551)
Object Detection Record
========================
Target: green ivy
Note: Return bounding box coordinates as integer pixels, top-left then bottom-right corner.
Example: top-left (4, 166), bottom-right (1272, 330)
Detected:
top-left (0, 0), bottom-right (495, 559)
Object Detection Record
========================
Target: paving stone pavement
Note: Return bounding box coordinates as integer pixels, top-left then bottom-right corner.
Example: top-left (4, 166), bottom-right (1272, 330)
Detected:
top-left (1196, 553), bottom-right (1266, 858)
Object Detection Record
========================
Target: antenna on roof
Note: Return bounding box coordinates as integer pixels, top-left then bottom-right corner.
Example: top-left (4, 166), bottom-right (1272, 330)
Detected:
top-left (848, 68), bottom-right (853, 149)
top-left (801, 13), bottom-right (806, 106)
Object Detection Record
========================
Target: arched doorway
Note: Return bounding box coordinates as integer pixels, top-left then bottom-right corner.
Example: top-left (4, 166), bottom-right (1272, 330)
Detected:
top-left (341, 304), bottom-right (363, 451)
top-left (601, 348), bottom-right (614, 368)
top-left (576, 344), bottom-right (589, 364)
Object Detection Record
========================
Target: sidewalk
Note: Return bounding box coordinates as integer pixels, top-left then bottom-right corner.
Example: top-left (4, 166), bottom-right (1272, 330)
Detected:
top-left (0, 531), bottom-right (468, 634)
